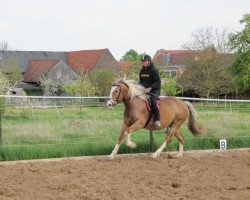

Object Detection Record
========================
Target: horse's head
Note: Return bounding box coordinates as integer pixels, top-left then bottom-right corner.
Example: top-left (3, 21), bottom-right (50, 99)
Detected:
top-left (106, 80), bottom-right (129, 109)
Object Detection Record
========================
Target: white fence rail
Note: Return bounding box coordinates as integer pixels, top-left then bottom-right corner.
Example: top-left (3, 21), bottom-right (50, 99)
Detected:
top-left (1, 95), bottom-right (250, 109)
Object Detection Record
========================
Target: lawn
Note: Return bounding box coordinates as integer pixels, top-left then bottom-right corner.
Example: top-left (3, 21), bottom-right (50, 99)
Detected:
top-left (0, 102), bottom-right (249, 161)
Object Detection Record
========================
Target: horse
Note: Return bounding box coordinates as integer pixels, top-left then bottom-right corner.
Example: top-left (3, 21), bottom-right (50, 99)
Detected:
top-left (106, 79), bottom-right (204, 159)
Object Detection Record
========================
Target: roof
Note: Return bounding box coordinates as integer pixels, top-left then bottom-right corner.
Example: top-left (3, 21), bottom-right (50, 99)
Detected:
top-left (155, 49), bottom-right (195, 55)
top-left (15, 82), bottom-right (40, 90)
top-left (1, 51), bottom-right (67, 72)
top-left (154, 49), bottom-right (197, 66)
top-left (118, 61), bottom-right (136, 71)
top-left (24, 59), bottom-right (60, 82)
top-left (67, 49), bottom-right (107, 73)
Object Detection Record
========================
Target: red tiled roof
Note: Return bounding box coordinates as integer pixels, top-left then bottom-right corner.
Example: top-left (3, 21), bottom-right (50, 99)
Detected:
top-left (24, 59), bottom-right (60, 82)
top-left (67, 49), bottom-right (106, 73)
top-left (154, 49), bottom-right (197, 66)
top-left (118, 61), bottom-right (136, 71)
top-left (156, 49), bottom-right (195, 55)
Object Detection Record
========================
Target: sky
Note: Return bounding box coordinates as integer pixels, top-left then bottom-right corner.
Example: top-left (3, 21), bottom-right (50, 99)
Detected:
top-left (0, 0), bottom-right (249, 60)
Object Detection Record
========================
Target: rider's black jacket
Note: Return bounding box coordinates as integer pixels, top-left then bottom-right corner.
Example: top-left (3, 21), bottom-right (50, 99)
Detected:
top-left (139, 63), bottom-right (161, 96)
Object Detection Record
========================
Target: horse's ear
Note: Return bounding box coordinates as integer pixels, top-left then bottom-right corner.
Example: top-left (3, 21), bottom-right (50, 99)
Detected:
top-left (112, 79), bottom-right (122, 86)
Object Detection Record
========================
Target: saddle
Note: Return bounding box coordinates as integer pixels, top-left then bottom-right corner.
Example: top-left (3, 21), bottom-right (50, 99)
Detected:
top-left (145, 98), bottom-right (160, 112)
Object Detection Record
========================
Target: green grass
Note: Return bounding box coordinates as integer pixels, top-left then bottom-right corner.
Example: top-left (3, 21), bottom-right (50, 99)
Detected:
top-left (0, 102), bottom-right (249, 161)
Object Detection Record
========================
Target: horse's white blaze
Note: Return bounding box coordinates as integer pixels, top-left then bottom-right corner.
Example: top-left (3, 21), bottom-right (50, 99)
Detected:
top-left (106, 86), bottom-right (118, 109)
top-left (109, 86), bottom-right (116, 98)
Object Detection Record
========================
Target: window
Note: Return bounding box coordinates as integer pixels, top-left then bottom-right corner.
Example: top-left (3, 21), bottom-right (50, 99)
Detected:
top-left (171, 71), bottom-right (177, 77)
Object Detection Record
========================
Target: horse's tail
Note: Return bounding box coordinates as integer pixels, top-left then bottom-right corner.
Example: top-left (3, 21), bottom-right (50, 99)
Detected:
top-left (184, 101), bottom-right (204, 136)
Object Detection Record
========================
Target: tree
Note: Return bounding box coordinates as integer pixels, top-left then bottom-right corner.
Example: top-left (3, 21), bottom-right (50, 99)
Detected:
top-left (64, 69), bottom-right (117, 97)
top-left (0, 40), bottom-right (10, 52)
top-left (0, 41), bottom-right (22, 88)
top-left (181, 28), bottom-right (235, 98)
top-left (88, 69), bottom-right (117, 96)
top-left (229, 13), bottom-right (250, 53)
top-left (1, 58), bottom-right (22, 88)
top-left (64, 74), bottom-right (97, 96)
top-left (122, 49), bottom-right (140, 61)
top-left (40, 70), bottom-right (76, 96)
top-left (123, 62), bottom-right (141, 81)
top-left (229, 13), bottom-right (250, 93)
top-left (182, 27), bottom-right (232, 54)
top-left (160, 71), bottom-right (179, 96)
top-left (0, 70), bottom-right (10, 95)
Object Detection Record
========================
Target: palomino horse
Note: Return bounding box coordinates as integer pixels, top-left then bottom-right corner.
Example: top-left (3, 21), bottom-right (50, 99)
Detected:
top-left (106, 79), bottom-right (203, 159)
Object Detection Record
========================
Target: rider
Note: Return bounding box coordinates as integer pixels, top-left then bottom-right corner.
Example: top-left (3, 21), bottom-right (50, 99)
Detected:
top-left (139, 54), bottom-right (161, 127)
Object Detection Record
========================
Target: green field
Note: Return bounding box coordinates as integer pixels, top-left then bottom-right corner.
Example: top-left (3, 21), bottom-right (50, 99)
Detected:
top-left (0, 102), bottom-right (249, 161)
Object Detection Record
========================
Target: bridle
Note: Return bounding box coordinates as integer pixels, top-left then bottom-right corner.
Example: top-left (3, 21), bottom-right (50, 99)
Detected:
top-left (107, 83), bottom-right (130, 108)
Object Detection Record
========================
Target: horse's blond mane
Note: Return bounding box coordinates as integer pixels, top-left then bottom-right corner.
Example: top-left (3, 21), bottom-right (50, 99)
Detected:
top-left (123, 80), bottom-right (149, 101)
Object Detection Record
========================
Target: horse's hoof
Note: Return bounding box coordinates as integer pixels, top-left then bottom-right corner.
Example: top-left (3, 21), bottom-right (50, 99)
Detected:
top-left (108, 155), bottom-right (114, 160)
top-left (130, 143), bottom-right (137, 149)
top-left (150, 153), bottom-right (158, 160)
top-left (175, 153), bottom-right (183, 157)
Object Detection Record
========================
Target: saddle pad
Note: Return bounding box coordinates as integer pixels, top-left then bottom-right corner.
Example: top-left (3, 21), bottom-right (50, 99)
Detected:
top-left (145, 99), bottom-right (160, 112)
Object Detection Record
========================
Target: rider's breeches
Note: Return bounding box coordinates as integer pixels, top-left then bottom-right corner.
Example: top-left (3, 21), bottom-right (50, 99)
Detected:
top-left (150, 95), bottom-right (160, 122)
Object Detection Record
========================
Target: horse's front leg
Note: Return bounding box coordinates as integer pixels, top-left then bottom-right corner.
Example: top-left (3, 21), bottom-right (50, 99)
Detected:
top-left (124, 120), bottom-right (145, 150)
top-left (109, 120), bottom-right (144, 159)
top-left (108, 123), bottom-right (128, 159)
top-left (126, 133), bottom-right (137, 149)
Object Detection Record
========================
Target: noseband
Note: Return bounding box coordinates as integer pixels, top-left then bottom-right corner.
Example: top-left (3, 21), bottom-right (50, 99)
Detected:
top-left (109, 84), bottom-right (130, 106)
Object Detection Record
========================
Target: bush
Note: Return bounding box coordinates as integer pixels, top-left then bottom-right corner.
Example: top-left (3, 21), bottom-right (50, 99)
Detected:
top-left (88, 69), bottom-right (117, 96)
top-left (64, 74), bottom-right (97, 96)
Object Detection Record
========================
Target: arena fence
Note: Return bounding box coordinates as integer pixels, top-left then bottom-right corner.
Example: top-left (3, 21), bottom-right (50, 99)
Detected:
top-left (0, 95), bottom-right (249, 160)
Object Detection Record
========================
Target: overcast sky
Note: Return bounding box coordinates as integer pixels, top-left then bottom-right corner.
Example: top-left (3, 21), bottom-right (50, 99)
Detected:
top-left (0, 0), bottom-right (249, 60)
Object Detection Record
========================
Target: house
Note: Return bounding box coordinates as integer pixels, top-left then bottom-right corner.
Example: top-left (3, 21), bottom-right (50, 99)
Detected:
top-left (118, 61), bottom-right (137, 71)
top-left (1, 50), bottom-right (67, 74)
top-left (23, 59), bottom-right (77, 83)
top-left (1, 48), bottom-right (118, 77)
top-left (0, 48), bottom-right (119, 94)
top-left (154, 49), bottom-right (197, 79)
top-left (67, 49), bottom-right (119, 74)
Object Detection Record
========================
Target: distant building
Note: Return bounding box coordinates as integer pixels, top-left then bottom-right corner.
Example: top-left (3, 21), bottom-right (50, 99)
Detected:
top-left (154, 49), bottom-right (197, 80)
top-left (0, 48), bottom-right (119, 94)
top-left (23, 60), bottom-right (76, 82)
top-left (118, 61), bottom-right (137, 71)
top-left (1, 50), bottom-right (67, 73)
top-left (67, 49), bottom-right (119, 74)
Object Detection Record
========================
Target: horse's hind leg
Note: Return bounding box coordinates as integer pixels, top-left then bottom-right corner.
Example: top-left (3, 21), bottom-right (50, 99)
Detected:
top-left (151, 126), bottom-right (178, 159)
top-left (175, 130), bottom-right (184, 157)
